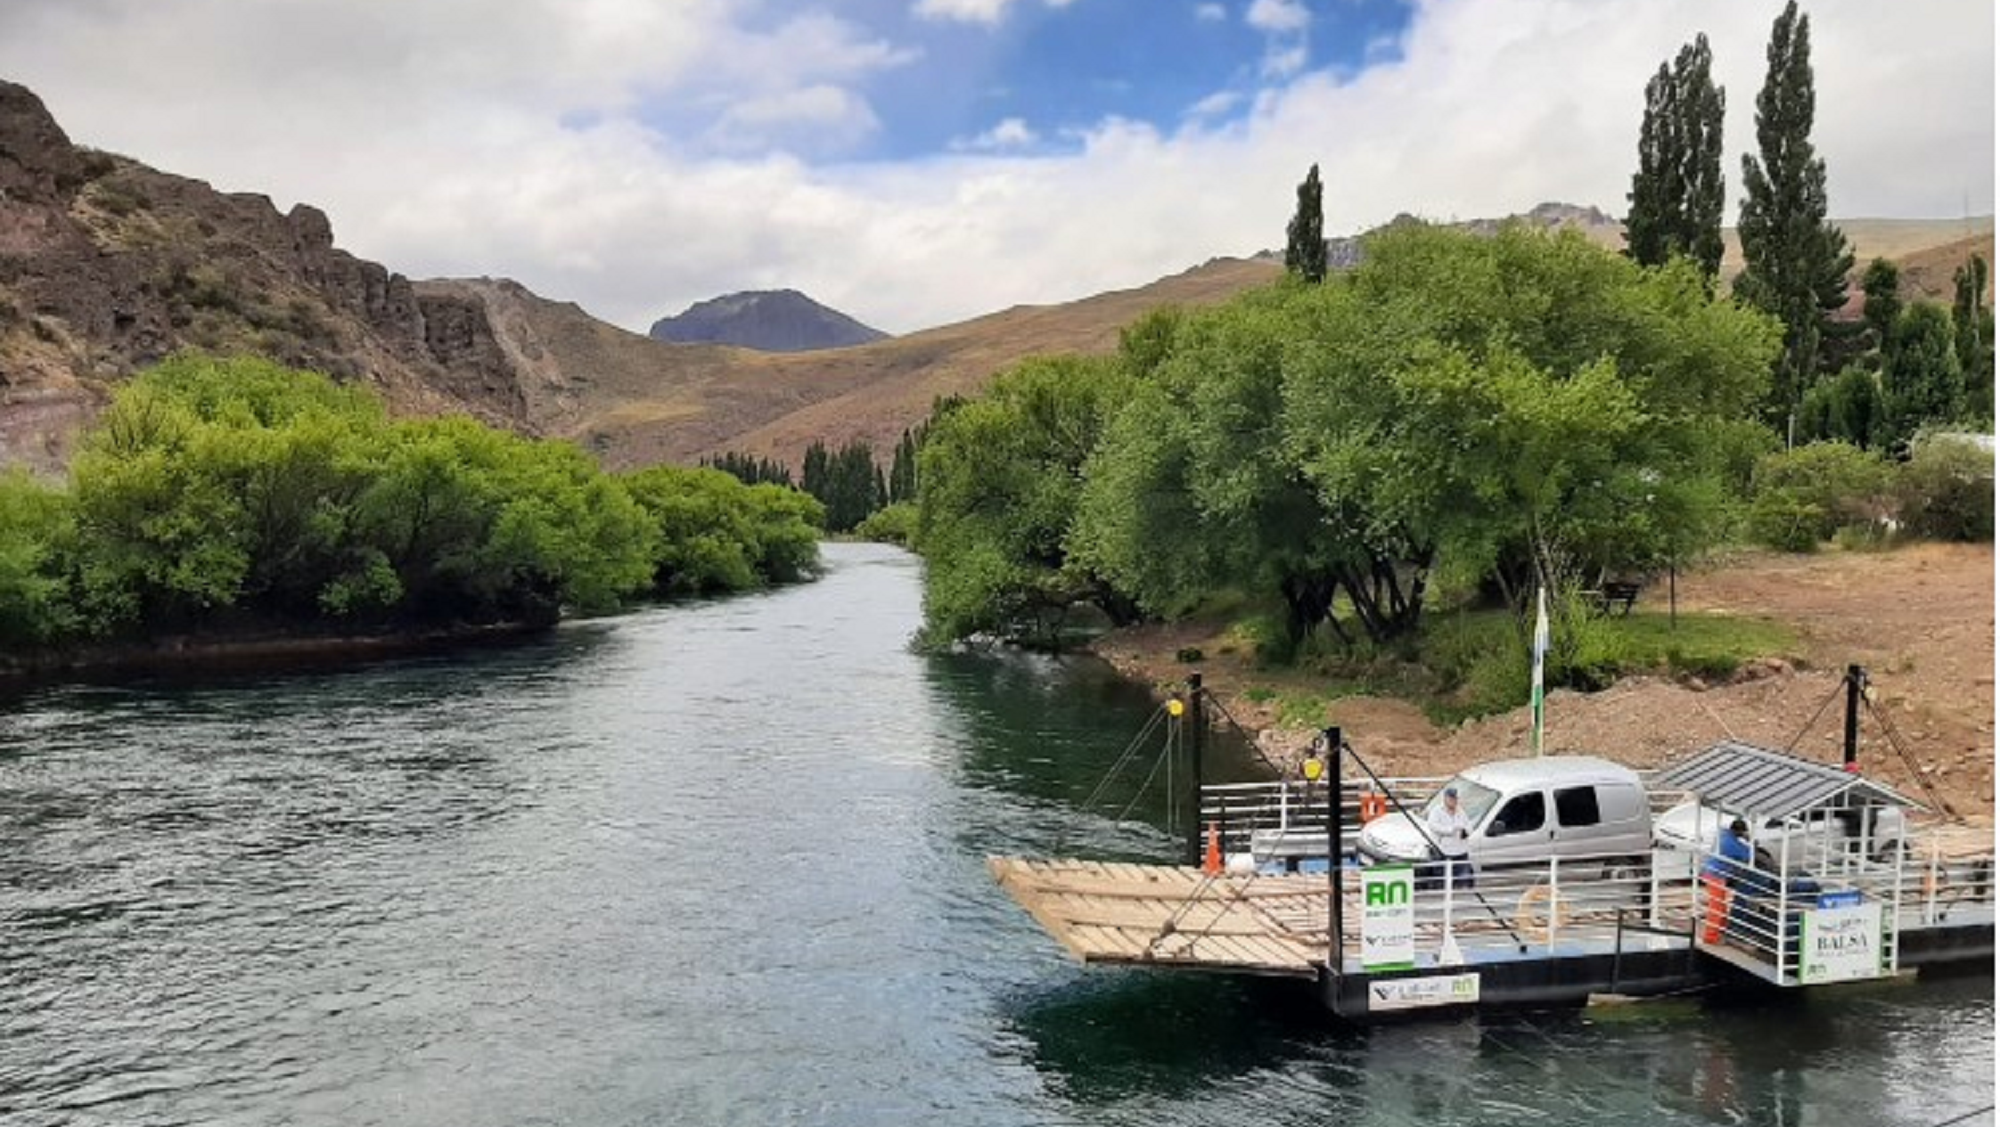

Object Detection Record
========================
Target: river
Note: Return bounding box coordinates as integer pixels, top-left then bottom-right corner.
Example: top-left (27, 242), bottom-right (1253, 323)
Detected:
top-left (1, 542), bottom-right (1991, 1127)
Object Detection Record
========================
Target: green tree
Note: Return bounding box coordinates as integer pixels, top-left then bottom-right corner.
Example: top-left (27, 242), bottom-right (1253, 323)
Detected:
top-left (1284, 163), bottom-right (1327, 284)
top-left (1798, 365), bottom-right (1888, 450)
top-left (1078, 225), bottom-right (1778, 653)
top-left (917, 355), bottom-right (1138, 646)
top-left (1860, 258), bottom-right (1902, 364)
top-left (1882, 302), bottom-right (1966, 449)
top-left (888, 429), bottom-right (919, 503)
top-left (0, 470), bottom-right (79, 646)
top-left (1898, 434), bottom-right (1995, 542)
top-left (1952, 254), bottom-right (1995, 422)
top-left (1735, 0), bottom-right (1854, 433)
top-left (1625, 33), bottom-right (1726, 282)
top-left (1747, 440), bottom-right (1894, 551)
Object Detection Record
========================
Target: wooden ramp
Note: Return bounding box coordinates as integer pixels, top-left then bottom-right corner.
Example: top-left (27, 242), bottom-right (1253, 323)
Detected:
top-left (988, 857), bottom-right (1326, 978)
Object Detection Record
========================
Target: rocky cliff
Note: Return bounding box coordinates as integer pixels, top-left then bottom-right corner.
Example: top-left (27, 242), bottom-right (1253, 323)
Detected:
top-left (0, 80), bottom-right (533, 472)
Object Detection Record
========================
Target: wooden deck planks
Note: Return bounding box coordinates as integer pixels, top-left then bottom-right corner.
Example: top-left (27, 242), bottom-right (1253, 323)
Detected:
top-left (991, 857), bottom-right (1322, 976)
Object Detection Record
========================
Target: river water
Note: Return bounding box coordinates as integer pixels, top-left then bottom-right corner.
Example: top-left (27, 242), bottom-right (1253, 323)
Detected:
top-left (1, 542), bottom-right (1991, 1127)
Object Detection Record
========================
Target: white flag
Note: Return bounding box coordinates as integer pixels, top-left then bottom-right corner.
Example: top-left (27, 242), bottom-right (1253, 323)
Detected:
top-left (1531, 586), bottom-right (1549, 757)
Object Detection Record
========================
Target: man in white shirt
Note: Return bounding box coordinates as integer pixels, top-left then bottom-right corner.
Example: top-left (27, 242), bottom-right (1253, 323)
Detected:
top-left (1427, 785), bottom-right (1475, 888)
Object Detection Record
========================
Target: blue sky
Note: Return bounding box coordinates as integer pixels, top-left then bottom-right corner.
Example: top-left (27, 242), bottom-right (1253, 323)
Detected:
top-left (0, 1), bottom-right (1990, 334)
top-left (737, 0), bottom-right (1412, 160)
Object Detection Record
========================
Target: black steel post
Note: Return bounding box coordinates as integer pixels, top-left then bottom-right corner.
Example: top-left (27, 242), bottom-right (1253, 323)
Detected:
top-left (1326, 725), bottom-right (1343, 976)
top-left (1843, 664), bottom-right (1865, 770)
top-left (1187, 673), bottom-right (1205, 866)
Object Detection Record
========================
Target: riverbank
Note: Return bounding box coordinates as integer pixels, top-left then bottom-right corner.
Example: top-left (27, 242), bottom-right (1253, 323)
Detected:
top-left (1089, 542), bottom-right (1996, 822)
top-left (0, 620), bottom-right (554, 690)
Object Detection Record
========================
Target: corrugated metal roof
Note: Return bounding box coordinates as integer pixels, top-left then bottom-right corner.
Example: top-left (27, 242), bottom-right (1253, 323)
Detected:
top-left (1651, 740), bottom-right (1920, 818)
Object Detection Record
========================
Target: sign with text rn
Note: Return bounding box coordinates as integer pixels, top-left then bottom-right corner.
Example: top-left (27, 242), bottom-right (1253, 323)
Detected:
top-left (1367, 972), bottom-right (1481, 1012)
top-left (1361, 864), bottom-right (1416, 971)
top-left (1800, 902), bottom-right (1886, 984)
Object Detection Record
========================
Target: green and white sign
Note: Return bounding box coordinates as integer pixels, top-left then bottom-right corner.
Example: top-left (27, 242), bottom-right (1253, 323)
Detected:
top-left (1361, 864), bottom-right (1416, 971)
top-left (1799, 902), bottom-right (1886, 984)
top-left (1367, 972), bottom-right (1480, 1012)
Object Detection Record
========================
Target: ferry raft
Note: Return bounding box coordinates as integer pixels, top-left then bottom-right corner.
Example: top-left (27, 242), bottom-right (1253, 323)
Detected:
top-left (990, 674), bottom-right (1995, 1022)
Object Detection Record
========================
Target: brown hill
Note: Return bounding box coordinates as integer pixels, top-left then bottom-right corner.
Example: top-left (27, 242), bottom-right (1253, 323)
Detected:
top-left (585, 256), bottom-right (1282, 468)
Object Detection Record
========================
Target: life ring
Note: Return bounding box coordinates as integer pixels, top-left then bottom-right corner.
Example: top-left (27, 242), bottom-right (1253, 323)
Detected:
top-left (1515, 883), bottom-right (1572, 943)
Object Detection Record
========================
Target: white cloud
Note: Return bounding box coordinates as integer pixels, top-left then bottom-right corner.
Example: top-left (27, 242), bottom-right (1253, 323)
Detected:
top-left (1195, 3), bottom-right (1228, 22)
top-left (1187, 90), bottom-right (1245, 118)
top-left (912, 0), bottom-right (1076, 25)
top-left (1245, 0), bottom-right (1309, 34)
top-left (1262, 43), bottom-right (1309, 78)
top-left (953, 117), bottom-right (1040, 150)
top-left (1246, 0), bottom-right (1311, 79)
top-left (711, 85), bottom-right (882, 154)
top-left (0, 0), bottom-right (1988, 342)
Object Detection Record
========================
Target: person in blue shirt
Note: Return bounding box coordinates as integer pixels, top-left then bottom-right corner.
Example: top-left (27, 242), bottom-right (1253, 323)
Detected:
top-left (1703, 817), bottom-right (1754, 883)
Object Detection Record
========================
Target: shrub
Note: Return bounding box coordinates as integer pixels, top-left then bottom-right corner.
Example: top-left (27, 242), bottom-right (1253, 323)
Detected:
top-left (1898, 434), bottom-right (1995, 542)
top-left (854, 501), bottom-right (917, 546)
top-left (1747, 441), bottom-right (1894, 551)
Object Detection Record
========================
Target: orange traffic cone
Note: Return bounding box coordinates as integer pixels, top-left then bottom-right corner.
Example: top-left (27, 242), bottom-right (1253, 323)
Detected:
top-left (1203, 821), bottom-right (1222, 874)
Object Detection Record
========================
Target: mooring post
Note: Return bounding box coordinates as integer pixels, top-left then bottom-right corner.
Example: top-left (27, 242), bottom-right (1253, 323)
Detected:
top-left (1326, 725), bottom-right (1344, 976)
top-left (1187, 673), bottom-right (1205, 867)
top-left (1843, 664), bottom-right (1866, 772)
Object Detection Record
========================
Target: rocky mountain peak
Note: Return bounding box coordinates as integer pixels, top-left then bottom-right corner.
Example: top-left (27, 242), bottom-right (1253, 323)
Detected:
top-left (649, 289), bottom-right (888, 352)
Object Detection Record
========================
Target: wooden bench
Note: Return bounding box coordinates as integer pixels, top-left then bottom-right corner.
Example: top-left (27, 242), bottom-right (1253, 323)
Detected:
top-left (1584, 581), bottom-right (1642, 617)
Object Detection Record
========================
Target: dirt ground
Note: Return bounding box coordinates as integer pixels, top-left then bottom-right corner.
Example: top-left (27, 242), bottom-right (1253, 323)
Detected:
top-left (1089, 542), bottom-right (1996, 824)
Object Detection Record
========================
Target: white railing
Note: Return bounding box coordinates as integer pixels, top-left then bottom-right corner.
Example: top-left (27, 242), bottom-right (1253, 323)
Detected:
top-left (1327, 847), bottom-right (1698, 971)
top-left (1197, 777), bottom-right (1443, 861)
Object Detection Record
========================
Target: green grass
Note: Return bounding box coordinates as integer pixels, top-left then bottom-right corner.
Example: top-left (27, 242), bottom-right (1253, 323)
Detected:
top-left (1216, 597), bottom-right (1798, 729)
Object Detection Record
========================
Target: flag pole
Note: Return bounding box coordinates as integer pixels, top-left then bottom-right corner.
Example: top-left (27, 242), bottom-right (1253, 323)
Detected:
top-left (1531, 585), bottom-right (1549, 757)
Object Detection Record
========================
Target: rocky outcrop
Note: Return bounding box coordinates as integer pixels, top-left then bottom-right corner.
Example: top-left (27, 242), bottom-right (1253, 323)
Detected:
top-left (648, 289), bottom-right (888, 352)
top-left (0, 79), bottom-right (537, 472)
top-left (0, 81), bottom-right (85, 207)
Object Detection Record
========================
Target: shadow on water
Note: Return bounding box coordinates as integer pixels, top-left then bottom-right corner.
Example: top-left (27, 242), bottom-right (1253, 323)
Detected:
top-left (922, 646), bottom-right (1266, 852)
top-left (1000, 972), bottom-right (1344, 1106)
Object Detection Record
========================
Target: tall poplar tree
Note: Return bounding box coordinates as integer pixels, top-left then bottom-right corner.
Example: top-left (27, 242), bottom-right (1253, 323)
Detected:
top-left (1735, 1), bottom-right (1854, 436)
top-left (1624, 33), bottom-right (1726, 281)
top-left (1284, 163), bottom-right (1327, 283)
top-left (1951, 254), bottom-right (1995, 421)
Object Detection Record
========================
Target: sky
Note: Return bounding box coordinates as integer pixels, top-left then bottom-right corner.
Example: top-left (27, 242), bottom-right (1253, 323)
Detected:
top-left (0, 1), bottom-right (1992, 335)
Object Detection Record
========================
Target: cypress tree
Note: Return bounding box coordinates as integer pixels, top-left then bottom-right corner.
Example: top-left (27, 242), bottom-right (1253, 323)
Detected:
top-left (889, 428), bottom-right (918, 503)
top-left (1624, 34), bottom-right (1726, 282)
top-left (1952, 254), bottom-right (1995, 421)
top-left (1735, 0), bottom-right (1854, 436)
top-left (1860, 258), bottom-right (1902, 364)
top-left (1883, 303), bottom-right (1965, 448)
top-left (1284, 163), bottom-right (1327, 284)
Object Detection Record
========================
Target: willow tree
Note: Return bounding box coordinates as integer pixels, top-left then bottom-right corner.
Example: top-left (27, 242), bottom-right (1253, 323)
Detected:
top-left (915, 354), bottom-right (1139, 647)
top-left (1078, 224), bottom-right (1781, 652)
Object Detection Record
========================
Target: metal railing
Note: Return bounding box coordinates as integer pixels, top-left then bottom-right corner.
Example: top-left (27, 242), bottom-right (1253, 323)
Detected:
top-left (1321, 847), bottom-right (1698, 971)
top-left (1200, 773), bottom-right (1684, 865)
top-left (1197, 779), bottom-right (1994, 980)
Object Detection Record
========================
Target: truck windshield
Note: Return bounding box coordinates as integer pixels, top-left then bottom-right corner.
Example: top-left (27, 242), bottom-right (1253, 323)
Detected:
top-left (1424, 777), bottom-right (1501, 826)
